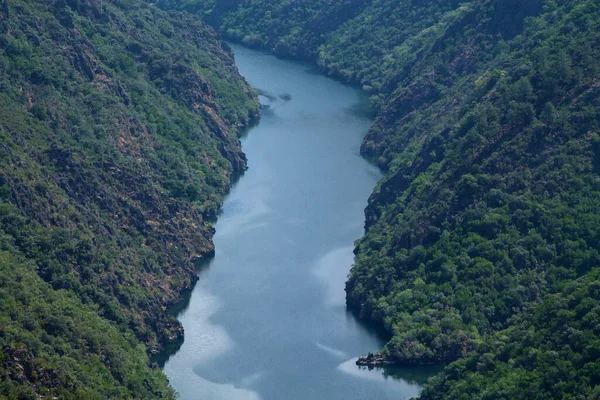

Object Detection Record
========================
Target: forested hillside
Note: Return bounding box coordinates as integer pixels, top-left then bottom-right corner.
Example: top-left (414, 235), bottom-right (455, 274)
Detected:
top-left (0, 0), bottom-right (258, 397)
top-left (157, 0), bottom-right (600, 397)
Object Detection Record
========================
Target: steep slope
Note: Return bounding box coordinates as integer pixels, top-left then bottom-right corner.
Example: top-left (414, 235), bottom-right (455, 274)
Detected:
top-left (158, 0), bottom-right (600, 397)
top-left (154, 0), bottom-right (471, 106)
top-left (420, 270), bottom-right (600, 399)
top-left (348, 0), bottom-right (600, 366)
top-left (155, 0), bottom-right (368, 60)
top-left (0, 0), bottom-right (258, 397)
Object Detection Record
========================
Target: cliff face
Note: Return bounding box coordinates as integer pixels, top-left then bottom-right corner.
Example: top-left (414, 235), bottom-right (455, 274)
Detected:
top-left (0, 0), bottom-right (258, 397)
top-left (158, 0), bottom-right (600, 397)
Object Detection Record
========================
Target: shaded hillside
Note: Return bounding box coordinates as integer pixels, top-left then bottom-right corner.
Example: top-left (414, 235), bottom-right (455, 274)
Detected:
top-left (154, 0), bottom-right (369, 60)
top-left (348, 0), bottom-right (600, 367)
top-left (420, 271), bottom-right (600, 399)
top-left (157, 0), bottom-right (600, 397)
top-left (0, 0), bottom-right (258, 397)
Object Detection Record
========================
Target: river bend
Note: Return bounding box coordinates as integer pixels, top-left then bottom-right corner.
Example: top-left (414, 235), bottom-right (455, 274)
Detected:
top-left (162, 44), bottom-right (432, 400)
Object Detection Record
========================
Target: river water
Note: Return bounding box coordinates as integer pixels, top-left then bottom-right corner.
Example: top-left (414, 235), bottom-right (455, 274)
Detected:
top-left (162, 44), bottom-right (433, 400)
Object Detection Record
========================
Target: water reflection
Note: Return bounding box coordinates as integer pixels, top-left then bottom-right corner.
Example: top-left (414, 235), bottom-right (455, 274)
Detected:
top-left (312, 246), bottom-right (355, 307)
top-left (161, 43), bottom-right (438, 400)
top-left (338, 358), bottom-right (422, 400)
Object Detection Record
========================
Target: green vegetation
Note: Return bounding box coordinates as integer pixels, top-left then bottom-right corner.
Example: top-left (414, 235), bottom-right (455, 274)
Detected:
top-left (421, 271), bottom-right (600, 399)
top-left (155, 0), bottom-right (367, 60)
top-left (349, 0), bottom-right (600, 374)
top-left (158, 0), bottom-right (600, 396)
top-left (0, 0), bottom-right (258, 397)
top-left (3, 0), bottom-right (599, 395)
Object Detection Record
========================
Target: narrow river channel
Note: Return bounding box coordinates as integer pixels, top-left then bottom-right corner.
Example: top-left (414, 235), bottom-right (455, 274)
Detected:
top-left (161, 44), bottom-right (434, 400)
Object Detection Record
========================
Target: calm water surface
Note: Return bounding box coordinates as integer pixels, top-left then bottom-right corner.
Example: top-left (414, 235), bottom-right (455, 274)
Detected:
top-left (162, 44), bottom-right (433, 400)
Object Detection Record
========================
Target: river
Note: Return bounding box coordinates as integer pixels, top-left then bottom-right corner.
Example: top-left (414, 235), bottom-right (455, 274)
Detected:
top-left (161, 44), bottom-right (434, 400)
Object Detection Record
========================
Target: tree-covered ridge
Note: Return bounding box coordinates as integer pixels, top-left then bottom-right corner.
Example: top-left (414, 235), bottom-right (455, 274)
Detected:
top-left (348, 0), bottom-right (600, 366)
top-left (0, 0), bottom-right (258, 397)
top-left (158, 0), bottom-right (600, 397)
top-left (154, 0), bottom-right (369, 60)
top-left (153, 0), bottom-right (546, 117)
top-left (353, 1), bottom-right (600, 395)
top-left (421, 271), bottom-right (600, 399)
top-left (0, 247), bottom-right (175, 399)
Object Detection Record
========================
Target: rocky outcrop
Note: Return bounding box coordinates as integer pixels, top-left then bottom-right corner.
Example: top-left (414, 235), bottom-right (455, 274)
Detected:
top-left (356, 352), bottom-right (391, 368)
top-left (0, 0), bottom-right (259, 396)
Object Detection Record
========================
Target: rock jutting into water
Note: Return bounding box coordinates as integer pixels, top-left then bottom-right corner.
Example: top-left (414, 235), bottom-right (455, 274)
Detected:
top-left (356, 353), bottom-right (391, 368)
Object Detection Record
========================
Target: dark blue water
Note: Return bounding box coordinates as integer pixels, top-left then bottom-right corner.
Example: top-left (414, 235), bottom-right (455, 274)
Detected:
top-left (162, 44), bottom-right (432, 400)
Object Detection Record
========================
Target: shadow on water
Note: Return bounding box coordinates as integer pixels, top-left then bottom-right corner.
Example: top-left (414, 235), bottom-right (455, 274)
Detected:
top-left (204, 164), bottom-right (249, 225)
top-left (346, 307), bottom-right (444, 386)
top-left (345, 307), bottom-right (391, 345)
top-left (380, 364), bottom-right (444, 387)
top-left (238, 115), bottom-right (261, 140)
top-left (152, 255), bottom-right (217, 368)
top-left (345, 101), bottom-right (376, 120)
top-left (303, 65), bottom-right (377, 121)
top-left (154, 90), bottom-right (261, 367)
top-left (344, 306), bottom-right (443, 386)
top-left (359, 150), bottom-right (382, 172)
top-left (153, 335), bottom-right (184, 369)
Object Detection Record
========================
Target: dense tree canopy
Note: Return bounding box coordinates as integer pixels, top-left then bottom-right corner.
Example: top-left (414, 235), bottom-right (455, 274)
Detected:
top-left (421, 271), bottom-right (600, 399)
top-left (159, 0), bottom-right (600, 397)
top-left (2, 0), bottom-right (599, 395)
top-left (0, 0), bottom-right (258, 396)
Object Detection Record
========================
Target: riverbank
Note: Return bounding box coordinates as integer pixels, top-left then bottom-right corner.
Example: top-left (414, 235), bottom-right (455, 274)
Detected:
top-left (161, 43), bottom-right (435, 400)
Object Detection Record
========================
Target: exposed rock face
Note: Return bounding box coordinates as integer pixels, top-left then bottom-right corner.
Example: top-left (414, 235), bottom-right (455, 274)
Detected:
top-left (0, 0), bottom-right (258, 397)
top-left (152, 0), bottom-right (600, 397)
top-left (355, 353), bottom-right (391, 368)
